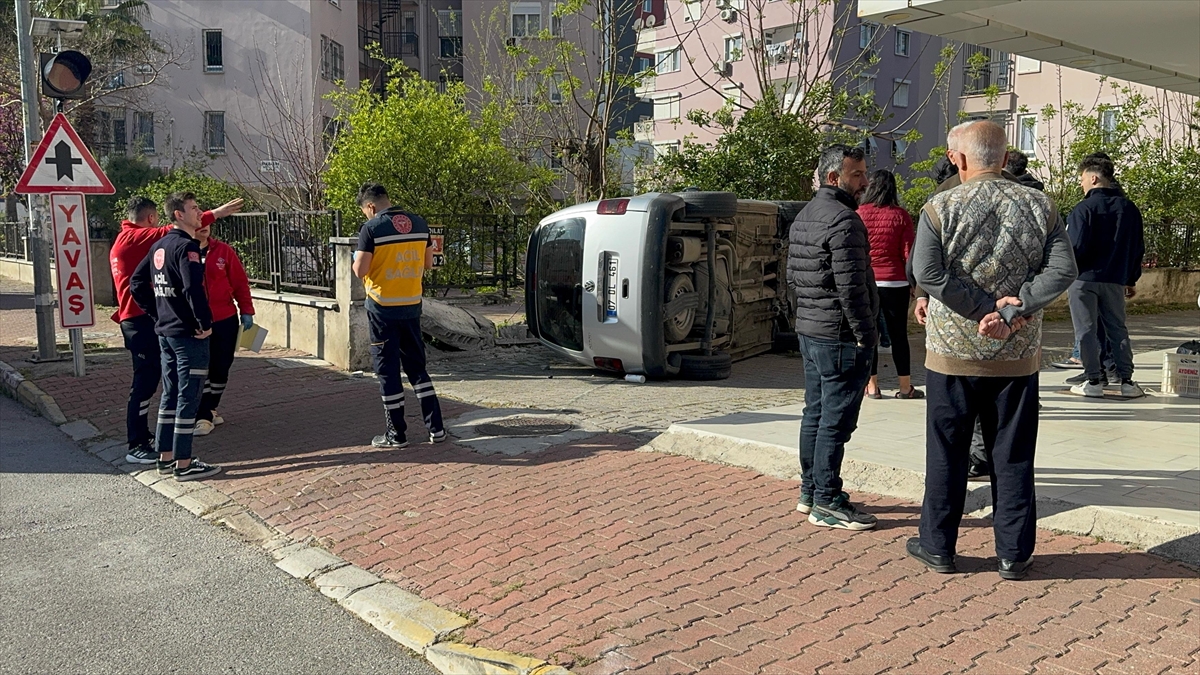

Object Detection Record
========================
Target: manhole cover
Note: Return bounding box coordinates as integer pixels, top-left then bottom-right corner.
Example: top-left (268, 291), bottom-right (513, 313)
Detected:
top-left (474, 416), bottom-right (575, 437)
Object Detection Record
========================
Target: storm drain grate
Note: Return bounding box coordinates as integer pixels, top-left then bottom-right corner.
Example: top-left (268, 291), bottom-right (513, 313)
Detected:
top-left (474, 416), bottom-right (575, 437)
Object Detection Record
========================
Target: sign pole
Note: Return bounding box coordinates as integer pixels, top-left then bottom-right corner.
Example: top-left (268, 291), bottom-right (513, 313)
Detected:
top-left (14, 0), bottom-right (59, 361)
top-left (69, 328), bottom-right (85, 376)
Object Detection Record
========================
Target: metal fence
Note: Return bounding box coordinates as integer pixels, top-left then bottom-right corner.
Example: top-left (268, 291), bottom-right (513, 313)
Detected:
top-left (215, 211), bottom-right (343, 297)
top-left (423, 214), bottom-right (531, 295)
top-left (1145, 222), bottom-right (1198, 270)
top-left (1, 222), bottom-right (27, 260)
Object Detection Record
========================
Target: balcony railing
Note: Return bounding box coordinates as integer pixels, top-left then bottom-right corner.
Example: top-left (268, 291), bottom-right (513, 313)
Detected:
top-left (381, 31), bottom-right (419, 58)
top-left (962, 59), bottom-right (1013, 96)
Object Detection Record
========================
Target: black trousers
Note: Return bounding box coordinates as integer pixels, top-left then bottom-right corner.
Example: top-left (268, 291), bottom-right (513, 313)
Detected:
top-left (919, 370), bottom-right (1039, 562)
top-left (198, 316), bottom-right (239, 422)
top-left (871, 286), bottom-right (912, 377)
top-left (120, 315), bottom-right (161, 450)
top-left (368, 312), bottom-right (444, 439)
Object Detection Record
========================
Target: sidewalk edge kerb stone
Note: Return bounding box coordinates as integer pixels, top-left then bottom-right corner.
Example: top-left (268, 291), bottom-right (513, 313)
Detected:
top-left (653, 424), bottom-right (1200, 557)
top-left (0, 358), bottom-right (68, 425)
top-left (7, 358), bottom-right (577, 675)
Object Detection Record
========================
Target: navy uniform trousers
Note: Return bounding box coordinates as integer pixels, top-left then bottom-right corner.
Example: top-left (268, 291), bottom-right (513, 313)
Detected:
top-left (368, 311), bottom-right (444, 439)
top-left (919, 370), bottom-right (1040, 563)
top-left (120, 315), bottom-right (160, 450)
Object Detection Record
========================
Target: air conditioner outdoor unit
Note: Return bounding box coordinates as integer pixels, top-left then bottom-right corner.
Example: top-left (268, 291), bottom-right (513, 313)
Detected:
top-left (713, 60), bottom-right (731, 76)
top-left (506, 37), bottom-right (518, 47)
top-left (714, 0), bottom-right (731, 8)
top-left (720, 8), bottom-right (737, 22)
top-left (644, 14), bottom-right (656, 28)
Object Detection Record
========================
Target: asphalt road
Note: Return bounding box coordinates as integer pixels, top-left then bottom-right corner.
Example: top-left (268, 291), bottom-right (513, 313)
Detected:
top-left (0, 396), bottom-right (438, 675)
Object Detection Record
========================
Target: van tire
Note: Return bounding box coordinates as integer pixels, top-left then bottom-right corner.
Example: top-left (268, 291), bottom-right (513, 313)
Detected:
top-left (678, 351), bottom-right (732, 380)
top-left (664, 273), bottom-right (697, 342)
top-left (772, 330), bottom-right (799, 353)
top-left (677, 191), bottom-right (738, 220)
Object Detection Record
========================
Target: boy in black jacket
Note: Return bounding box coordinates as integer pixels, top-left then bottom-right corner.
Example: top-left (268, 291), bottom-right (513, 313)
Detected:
top-left (130, 191), bottom-right (221, 481)
top-left (1066, 155), bottom-right (1145, 399)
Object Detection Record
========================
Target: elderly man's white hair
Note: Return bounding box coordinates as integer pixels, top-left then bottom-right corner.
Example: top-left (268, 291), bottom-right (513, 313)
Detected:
top-left (947, 120), bottom-right (1007, 169)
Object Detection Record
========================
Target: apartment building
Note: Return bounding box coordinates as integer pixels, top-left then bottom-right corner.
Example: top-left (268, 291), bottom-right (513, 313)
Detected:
top-left (634, 0), bottom-right (953, 170)
top-left (357, 0), bottom-right (464, 93)
top-left (961, 51), bottom-right (1198, 178)
top-left (89, 0), bottom-right (358, 185)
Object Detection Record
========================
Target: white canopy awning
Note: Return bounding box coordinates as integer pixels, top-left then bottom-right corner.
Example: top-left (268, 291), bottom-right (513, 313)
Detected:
top-left (858, 0), bottom-right (1200, 96)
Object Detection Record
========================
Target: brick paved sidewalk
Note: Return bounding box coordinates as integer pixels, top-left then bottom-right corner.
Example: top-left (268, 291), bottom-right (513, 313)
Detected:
top-left (9, 347), bottom-right (1197, 675)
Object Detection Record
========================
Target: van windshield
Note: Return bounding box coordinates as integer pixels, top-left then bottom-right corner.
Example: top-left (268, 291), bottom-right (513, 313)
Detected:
top-left (535, 217), bottom-right (585, 351)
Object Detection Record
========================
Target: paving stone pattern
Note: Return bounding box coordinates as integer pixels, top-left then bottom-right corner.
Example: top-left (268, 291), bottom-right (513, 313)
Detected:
top-left (4, 280), bottom-right (1199, 673)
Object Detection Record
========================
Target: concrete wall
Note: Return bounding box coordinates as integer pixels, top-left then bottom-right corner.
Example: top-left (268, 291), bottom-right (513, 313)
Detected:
top-left (246, 239), bottom-right (370, 371)
top-left (1042, 267), bottom-right (1200, 310)
top-left (0, 239), bottom-right (114, 307)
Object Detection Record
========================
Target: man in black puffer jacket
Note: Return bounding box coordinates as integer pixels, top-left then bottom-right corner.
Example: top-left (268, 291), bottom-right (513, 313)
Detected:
top-left (787, 144), bottom-right (879, 532)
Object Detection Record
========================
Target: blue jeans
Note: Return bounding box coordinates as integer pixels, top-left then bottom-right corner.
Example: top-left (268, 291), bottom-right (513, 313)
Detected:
top-left (156, 335), bottom-right (210, 462)
top-left (798, 335), bottom-right (872, 504)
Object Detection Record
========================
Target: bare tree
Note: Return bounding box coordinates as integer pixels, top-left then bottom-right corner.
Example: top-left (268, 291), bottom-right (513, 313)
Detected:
top-left (469, 0), bottom-right (658, 202)
top-left (657, 0), bottom-right (956, 148)
top-left (222, 35), bottom-right (334, 213)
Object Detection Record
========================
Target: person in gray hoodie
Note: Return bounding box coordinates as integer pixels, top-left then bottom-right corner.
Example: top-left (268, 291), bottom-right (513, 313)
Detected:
top-left (908, 121), bottom-right (1077, 581)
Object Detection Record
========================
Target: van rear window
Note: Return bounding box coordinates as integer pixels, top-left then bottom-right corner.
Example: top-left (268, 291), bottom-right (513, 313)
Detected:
top-left (534, 218), bottom-right (585, 351)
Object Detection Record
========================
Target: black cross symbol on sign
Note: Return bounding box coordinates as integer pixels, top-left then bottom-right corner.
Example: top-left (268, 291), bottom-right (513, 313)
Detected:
top-left (45, 140), bottom-right (82, 181)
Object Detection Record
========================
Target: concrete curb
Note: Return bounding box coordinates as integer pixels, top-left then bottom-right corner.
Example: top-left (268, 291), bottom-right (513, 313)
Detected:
top-left (649, 424), bottom-right (1200, 561)
top-left (1, 358), bottom-right (575, 675)
top-left (0, 359), bottom-right (68, 425)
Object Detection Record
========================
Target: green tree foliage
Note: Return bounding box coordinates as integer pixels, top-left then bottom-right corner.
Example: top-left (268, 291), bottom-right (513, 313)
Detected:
top-left (1032, 86), bottom-right (1200, 226)
top-left (896, 144), bottom-right (947, 216)
top-left (142, 166), bottom-right (252, 219)
top-left (324, 69), bottom-right (553, 223)
top-left (638, 92), bottom-right (821, 200)
top-left (86, 155), bottom-right (163, 237)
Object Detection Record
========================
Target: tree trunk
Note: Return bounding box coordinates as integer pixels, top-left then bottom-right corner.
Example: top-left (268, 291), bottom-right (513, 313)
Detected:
top-left (5, 193), bottom-right (19, 223)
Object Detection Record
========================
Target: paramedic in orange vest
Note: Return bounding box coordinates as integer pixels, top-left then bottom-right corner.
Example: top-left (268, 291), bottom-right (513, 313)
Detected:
top-left (108, 195), bottom-right (242, 464)
top-left (193, 220), bottom-right (255, 436)
top-left (352, 183), bottom-right (447, 448)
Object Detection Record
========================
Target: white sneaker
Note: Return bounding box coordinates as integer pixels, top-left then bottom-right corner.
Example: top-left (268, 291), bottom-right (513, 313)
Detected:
top-left (1070, 380), bottom-right (1104, 398)
top-left (212, 412), bottom-right (224, 426)
top-left (1119, 381), bottom-right (1145, 398)
top-left (194, 419), bottom-right (215, 436)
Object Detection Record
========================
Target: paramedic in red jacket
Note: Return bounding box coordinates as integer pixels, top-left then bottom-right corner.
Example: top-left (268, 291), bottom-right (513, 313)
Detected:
top-left (857, 170), bottom-right (923, 400)
top-left (193, 221), bottom-right (254, 436)
top-left (109, 196), bottom-right (243, 464)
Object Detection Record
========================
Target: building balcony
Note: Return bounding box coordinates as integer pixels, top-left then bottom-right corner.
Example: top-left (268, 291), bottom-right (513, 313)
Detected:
top-left (960, 91), bottom-right (1017, 117)
top-left (961, 59), bottom-right (1013, 96)
top-left (634, 119), bottom-right (655, 143)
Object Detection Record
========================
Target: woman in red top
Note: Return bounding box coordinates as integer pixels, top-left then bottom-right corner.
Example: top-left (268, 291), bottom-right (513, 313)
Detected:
top-left (194, 222), bottom-right (255, 435)
top-left (858, 170), bottom-right (922, 400)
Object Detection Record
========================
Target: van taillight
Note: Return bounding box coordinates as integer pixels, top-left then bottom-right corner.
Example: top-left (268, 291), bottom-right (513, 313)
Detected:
top-left (596, 199), bottom-right (629, 215)
top-left (593, 357), bottom-right (624, 372)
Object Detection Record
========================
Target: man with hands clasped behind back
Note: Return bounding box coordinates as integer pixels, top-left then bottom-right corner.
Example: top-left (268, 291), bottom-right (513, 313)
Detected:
top-left (908, 121), bottom-right (1076, 581)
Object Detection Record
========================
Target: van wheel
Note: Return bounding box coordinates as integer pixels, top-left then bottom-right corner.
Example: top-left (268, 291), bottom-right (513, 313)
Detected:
top-left (771, 330), bottom-right (799, 353)
top-left (676, 191), bottom-right (738, 220)
top-left (664, 273), bottom-right (696, 342)
top-left (678, 351), bottom-right (732, 380)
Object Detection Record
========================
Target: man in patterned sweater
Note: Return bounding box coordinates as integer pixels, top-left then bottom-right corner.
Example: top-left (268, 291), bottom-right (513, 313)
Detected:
top-left (908, 121), bottom-right (1077, 581)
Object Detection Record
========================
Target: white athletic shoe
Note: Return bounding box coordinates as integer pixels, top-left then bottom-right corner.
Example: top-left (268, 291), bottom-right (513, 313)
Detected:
top-left (1119, 381), bottom-right (1145, 398)
top-left (194, 419), bottom-right (215, 436)
top-left (1070, 380), bottom-right (1104, 398)
top-left (212, 412), bottom-right (224, 425)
